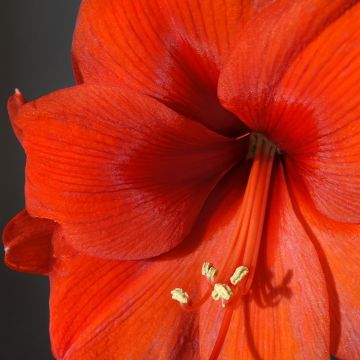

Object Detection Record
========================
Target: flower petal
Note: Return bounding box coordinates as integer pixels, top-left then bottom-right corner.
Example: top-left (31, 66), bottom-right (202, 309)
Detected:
top-left (199, 163), bottom-right (330, 359)
top-left (13, 85), bottom-right (247, 260)
top-left (218, 0), bottom-right (355, 128)
top-left (48, 165), bottom-right (249, 359)
top-left (3, 210), bottom-right (56, 274)
top-left (8, 89), bottom-right (27, 141)
top-left (273, 2), bottom-right (360, 223)
top-left (72, 0), bottom-right (267, 135)
top-left (219, 0), bottom-right (360, 222)
top-left (50, 236), bottom-right (199, 359)
top-left (287, 174), bottom-right (360, 359)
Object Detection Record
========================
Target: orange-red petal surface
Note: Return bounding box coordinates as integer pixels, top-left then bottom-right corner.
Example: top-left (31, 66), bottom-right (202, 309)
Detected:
top-left (274, 2), bottom-right (360, 223)
top-left (50, 235), bottom-right (199, 360)
top-left (72, 0), bottom-right (269, 135)
top-left (3, 210), bottom-right (56, 274)
top-left (219, 0), bottom-right (356, 127)
top-left (49, 164), bottom-right (250, 359)
top-left (219, 0), bottom-right (360, 223)
top-left (48, 162), bottom-right (333, 359)
top-left (13, 85), bottom-right (247, 260)
top-left (287, 175), bottom-right (360, 359)
top-left (199, 163), bottom-right (330, 359)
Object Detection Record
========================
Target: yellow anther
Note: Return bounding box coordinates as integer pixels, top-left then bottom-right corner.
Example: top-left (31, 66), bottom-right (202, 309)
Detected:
top-left (201, 262), bottom-right (218, 282)
top-left (230, 266), bottom-right (249, 285)
top-left (211, 283), bottom-right (233, 307)
top-left (171, 288), bottom-right (189, 304)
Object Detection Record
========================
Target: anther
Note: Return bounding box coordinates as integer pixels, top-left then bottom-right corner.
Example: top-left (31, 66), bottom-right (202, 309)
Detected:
top-left (202, 262), bottom-right (218, 282)
top-left (211, 284), bottom-right (233, 307)
top-left (230, 266), bottom-right (249, 285)
top-left (171, 288), bottom-right (189, 304)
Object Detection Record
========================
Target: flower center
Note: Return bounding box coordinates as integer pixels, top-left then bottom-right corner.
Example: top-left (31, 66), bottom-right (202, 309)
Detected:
top-left (171, 132), bottom-right (277, 358)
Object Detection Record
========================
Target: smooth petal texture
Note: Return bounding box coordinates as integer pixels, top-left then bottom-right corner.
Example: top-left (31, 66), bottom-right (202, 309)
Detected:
top-left (219, 0), bottom-right (360, 222)
top-left (3, 210), bottom-right (56, 274)
top-left (199, 163), bottom-right (330, 359)
top-left (49, 165), bottom-right (250, 359)
top-left (273, 2), bottom-right (360, 223)
top-left (13, 85), bottom-right (247, 260)
top-left (287, 174), bottom-right (360, 359)
top-left (72, 0), bottom-right (269, 135)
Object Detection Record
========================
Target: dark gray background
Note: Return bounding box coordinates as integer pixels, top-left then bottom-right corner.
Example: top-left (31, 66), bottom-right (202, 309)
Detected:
top-left (0, 1), bottom-right (81, 359)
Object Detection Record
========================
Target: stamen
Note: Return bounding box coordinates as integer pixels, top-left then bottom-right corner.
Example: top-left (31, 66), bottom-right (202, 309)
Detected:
top-left (211, 284), bottom-right (233, 307)
top-left (230, 266), bottom-right (249, 285)
top-left (170, 132), bottom-right (278, 359)
top-left (222, 133), bottom-right (276, 295)
top-left (202, 262), bottom-right (218, 282)
top-left (170, 288), bottom-right (189, 304)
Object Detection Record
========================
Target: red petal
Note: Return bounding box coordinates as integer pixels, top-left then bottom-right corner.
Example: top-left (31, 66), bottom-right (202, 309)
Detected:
top-left (218, 0), bottom-right (355, 127)
top-left (200, 163), bottom-right (330, 359)
top-left (219, 1), bottom-right (360, 222)
top-left (275, 3), bottom-right (360, 223)
top-left (13, 85), bottom-right (247, 260)
top-left (50, 237), bottom-right (199, 359)
top-left (48, 162), bottom-right (331, 359)
top-left (72, 0), bottom-right (268, 135)
top-left (287, 174), bottom-right (360, 358)
top-left (8, 89), bottom-right (27, 141)
top-left (3, 210), bottom-right (56, 274)
top-left (48, 164), bottom-right (250, 359)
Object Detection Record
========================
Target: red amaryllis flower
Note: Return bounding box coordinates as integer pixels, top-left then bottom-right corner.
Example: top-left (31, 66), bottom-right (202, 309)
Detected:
top-left (3, 0), bottom-right (360, 359)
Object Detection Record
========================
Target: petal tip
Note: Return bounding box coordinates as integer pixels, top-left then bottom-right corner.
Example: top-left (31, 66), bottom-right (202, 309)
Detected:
top-left (2, 210), bottom-right (55, 275)
top-left (7, 88), bottom-right (28, 141)
top-left (8, 88), bottom-right (26, 110)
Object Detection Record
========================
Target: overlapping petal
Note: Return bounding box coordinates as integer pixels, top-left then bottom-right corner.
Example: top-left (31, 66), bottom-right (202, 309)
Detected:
top-left (12, 85), bottom-right (247, 260)
top-left (199, 163), bottom-right (330, 359)
top-left (48, 162), bottom-right (331, 359)
top-left (49, 164), bottom-right (249, 359)
top-left (72, 0), bottom-right (270, 135)
top-left (3, 210), bottom-right (56, 274)
top-left (219, 0), bottom-right (357, 125)
top-left (219, 0), bottom-right (360, 223)
top-left (273, 2), bottom-right (360, 223)
top-left (50, 234), bottom-right (199, 360)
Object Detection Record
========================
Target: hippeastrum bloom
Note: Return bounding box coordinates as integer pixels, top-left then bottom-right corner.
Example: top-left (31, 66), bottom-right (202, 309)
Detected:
top-left (3, 0), bottom-right (360, 358)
